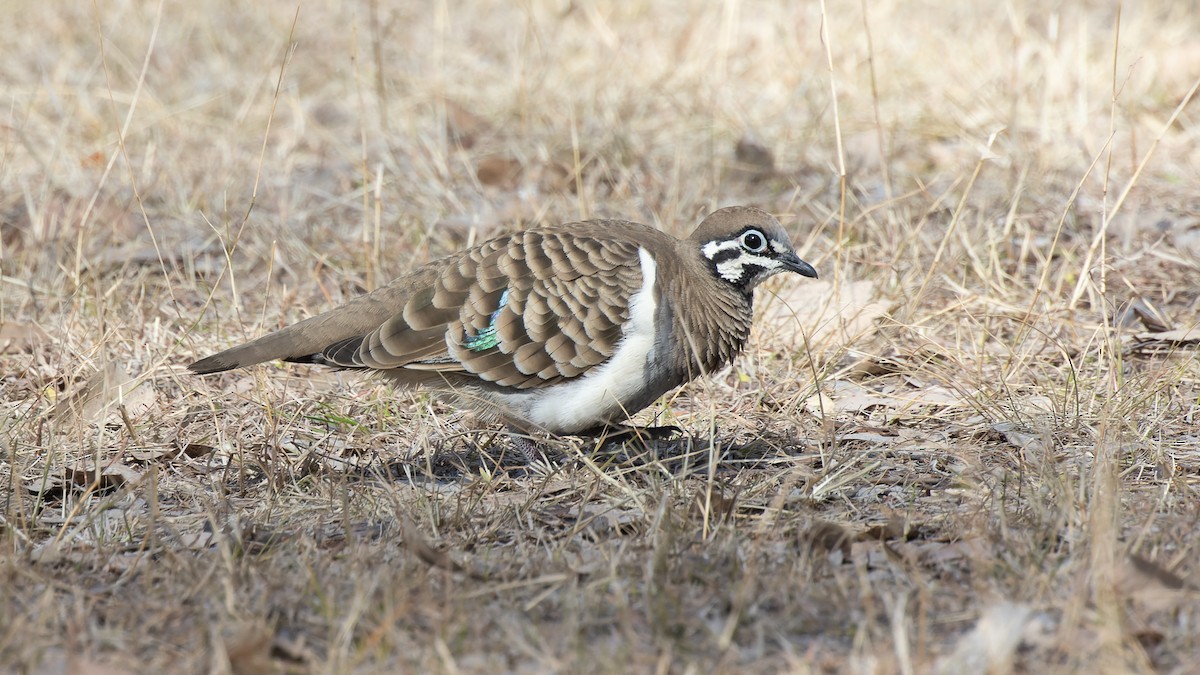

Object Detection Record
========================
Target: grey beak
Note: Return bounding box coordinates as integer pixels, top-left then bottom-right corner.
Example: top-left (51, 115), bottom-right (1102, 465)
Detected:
top-left (781, 252), bottom-right (818, 279)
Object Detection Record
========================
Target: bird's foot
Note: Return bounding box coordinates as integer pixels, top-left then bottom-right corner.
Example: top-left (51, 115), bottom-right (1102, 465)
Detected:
top-left (580, 424), bottom-right (685, 447)
top-left (460, 429), bottom-right (543, 477)
top-left (506, 432), bottom-right (541, 463)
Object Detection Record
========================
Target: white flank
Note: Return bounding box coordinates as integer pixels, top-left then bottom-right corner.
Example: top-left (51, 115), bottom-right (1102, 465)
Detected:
top-left (525, 247), bottom-right (659, 432)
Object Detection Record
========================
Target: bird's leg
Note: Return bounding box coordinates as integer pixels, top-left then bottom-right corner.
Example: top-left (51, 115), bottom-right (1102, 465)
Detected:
top-left (463, 428), bottom-right (541, 476)
top-left (577, 424), bottom-right (685, 446)
top-left (504, 429), bottom-right (541, 464)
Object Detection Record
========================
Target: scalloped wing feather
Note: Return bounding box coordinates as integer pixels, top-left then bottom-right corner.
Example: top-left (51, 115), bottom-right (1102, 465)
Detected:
top-left (319, 226), bottom-right (645, 390)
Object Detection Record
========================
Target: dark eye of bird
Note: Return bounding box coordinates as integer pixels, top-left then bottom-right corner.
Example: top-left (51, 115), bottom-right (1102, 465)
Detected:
top-left (740, 230), bottom-right (766, 253)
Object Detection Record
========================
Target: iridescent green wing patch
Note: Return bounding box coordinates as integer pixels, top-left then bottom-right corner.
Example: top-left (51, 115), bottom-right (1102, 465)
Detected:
top-left (463, 288), bottom-right (510, 353)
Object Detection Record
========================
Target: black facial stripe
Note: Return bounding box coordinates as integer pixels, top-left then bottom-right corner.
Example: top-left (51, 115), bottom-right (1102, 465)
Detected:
top-left (710, 248), bottom-right (743, 265)
top-left (740, 263), bottom-right (767, 279)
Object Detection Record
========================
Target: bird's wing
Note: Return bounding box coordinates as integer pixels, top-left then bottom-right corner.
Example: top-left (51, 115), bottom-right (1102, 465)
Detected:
top-left (191, 225), bottom-right (649, 392)
top-left (323, 227), bottom-right (646, 389)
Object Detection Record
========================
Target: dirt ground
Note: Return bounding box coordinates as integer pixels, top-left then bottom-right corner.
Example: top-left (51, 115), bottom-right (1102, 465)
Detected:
top-left (3, 1), bottom-right (1199, 672)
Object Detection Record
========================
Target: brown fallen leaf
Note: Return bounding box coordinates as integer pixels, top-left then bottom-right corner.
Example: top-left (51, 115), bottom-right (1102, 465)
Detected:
top-left (806, 380), bottom-right (966, 416)
top-left (125, 442), bottom-right (216, 464)
top-left (177, 530), bottom-right (216, 550)
top-left (398, 514), bottom-right (490, 580)
top-left (803, 520), bottom-right (853, 560)
top-left (445, 99), bottom-right (490, 149)
top-left (1124, 297), bottom-right (1172, 333)
top-left (0, 321), bottom-right (49, 353)
top-left (692, 482), bottom-right (739, 524)
top-left (540, 147), bottom-right (611, 194)
top-left (476, 155), bottom-right (523, 189)
top-left (50, 361), bottom-right (154, 425)
top-left (844, 353), bottom-right (903, 379)
top-left (1163, 212), bottom-right (1200, 256)
top-left (805, 381), bottom-right (902, 414)
top-left (25, 461), bottom-right (144, 497)
top-left (1118, 553), bottom-right (1196, 614)
top-left (863, 509), bottom-right (913, 542)
top-left (1134, 327), bottom-right (1200, 345)
top-left (757, 279), bottom-right (895, 354)
top-left (64, 462), bottom-right (143, 490)
top-left (223, 622), bottom-right (277, 675)
top-left (580, 504), bottom-right (646, 538)
top-left (1127, 325), bottom-right (1200, 357)
top-left (993, 422), bottom-right (1055, 464)
top-left (729, 132), bottom-right (776, 182)
top-left (837, 431), bottom-right (899, 444)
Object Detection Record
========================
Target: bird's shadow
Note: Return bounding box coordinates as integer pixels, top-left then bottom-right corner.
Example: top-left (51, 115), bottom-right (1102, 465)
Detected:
top-left (344, 427), bottom-right (803, 486)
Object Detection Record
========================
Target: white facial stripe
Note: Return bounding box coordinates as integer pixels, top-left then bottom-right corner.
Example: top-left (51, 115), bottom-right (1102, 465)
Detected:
top-left (701, 239), bottom-right (742, 260)
top-left (716, 253), bottom-right (783, 282)
top-left (770, 239), bottom-right (789, 254)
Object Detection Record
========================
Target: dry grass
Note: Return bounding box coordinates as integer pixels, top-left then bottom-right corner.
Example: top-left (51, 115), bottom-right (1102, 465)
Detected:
top-left (3, 0), bottom-right (1200, 672)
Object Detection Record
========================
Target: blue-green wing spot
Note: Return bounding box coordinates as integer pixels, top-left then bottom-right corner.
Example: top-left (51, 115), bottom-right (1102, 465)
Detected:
top-left (463, 288), bottom-right (510, 353)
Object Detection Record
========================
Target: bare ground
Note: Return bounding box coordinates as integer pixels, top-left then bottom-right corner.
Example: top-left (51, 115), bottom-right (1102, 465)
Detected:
top-left (3, 1), bottom-right (1200, 673)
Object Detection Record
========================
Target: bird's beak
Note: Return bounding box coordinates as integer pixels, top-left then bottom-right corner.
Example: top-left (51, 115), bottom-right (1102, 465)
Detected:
top-left (781, 252), bottom-right (818, 279)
